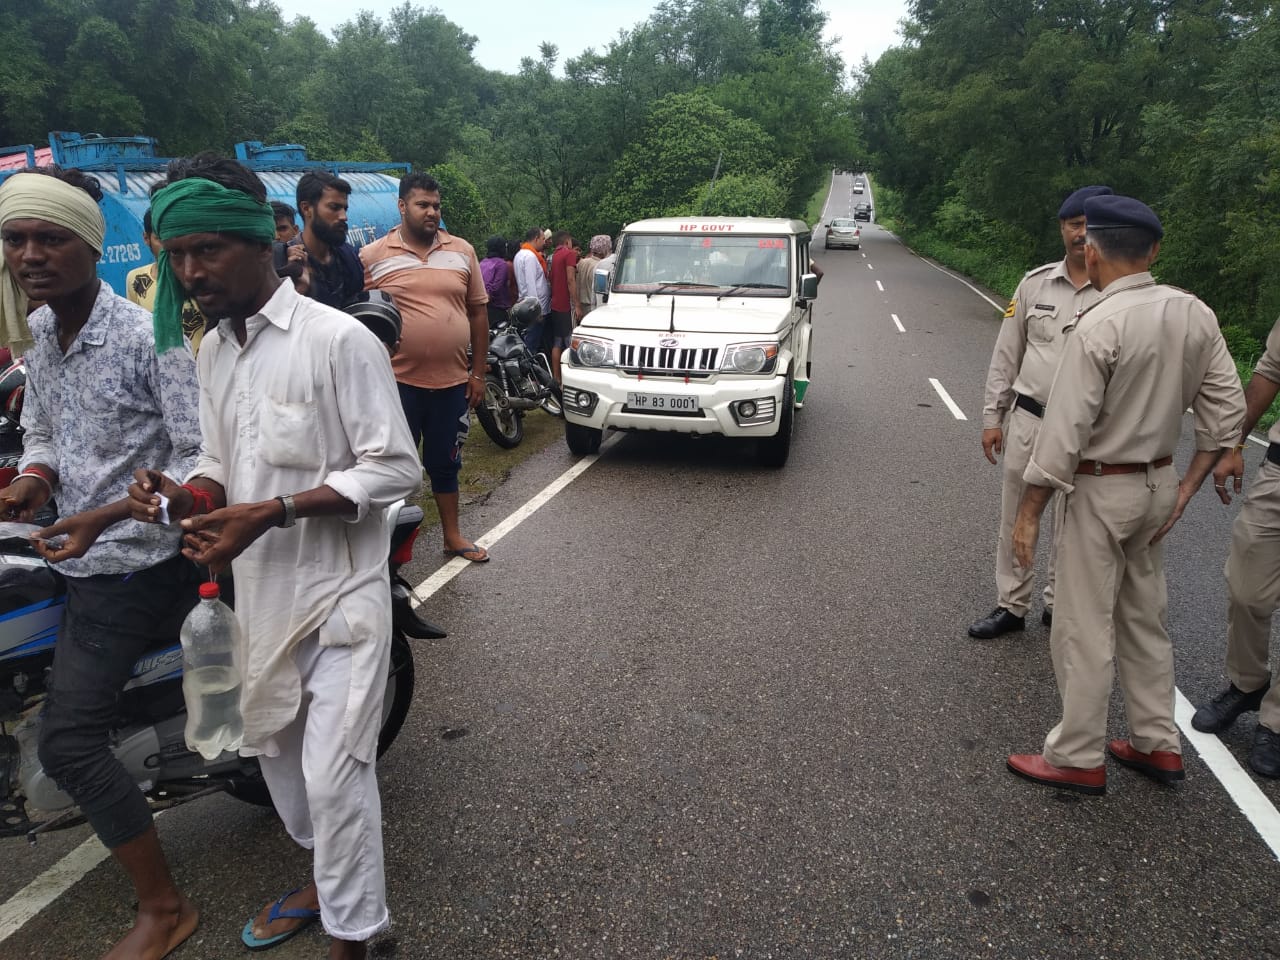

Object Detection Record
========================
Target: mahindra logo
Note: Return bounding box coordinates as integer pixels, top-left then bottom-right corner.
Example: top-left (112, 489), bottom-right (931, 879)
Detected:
top-left (658, 337), bottom-right (679, 347)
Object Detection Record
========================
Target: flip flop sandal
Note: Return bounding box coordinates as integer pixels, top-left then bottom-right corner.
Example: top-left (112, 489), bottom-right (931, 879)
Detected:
top-left (443, 542), bottom-right (489, 563)
top-left (241, 887), bottom-right (321, 951)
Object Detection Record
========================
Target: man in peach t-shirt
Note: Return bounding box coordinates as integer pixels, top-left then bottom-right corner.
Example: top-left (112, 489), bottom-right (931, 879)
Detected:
top-left (360, 172), bottom-right (491, 562)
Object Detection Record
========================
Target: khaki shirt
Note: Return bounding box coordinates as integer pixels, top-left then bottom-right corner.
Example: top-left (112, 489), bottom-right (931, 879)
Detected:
top-left (982, 260), bottom-right (1099, 429)
top-left (1253, 319), bottom-right (1280, 444)
top-left (1025, 272), bottom-right (1245, 493)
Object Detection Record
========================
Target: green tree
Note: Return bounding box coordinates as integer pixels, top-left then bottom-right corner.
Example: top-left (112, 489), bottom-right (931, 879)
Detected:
top-left (599, 92), bottom-right (778, 226)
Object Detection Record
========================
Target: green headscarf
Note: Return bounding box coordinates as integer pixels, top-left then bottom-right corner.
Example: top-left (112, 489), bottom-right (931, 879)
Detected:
top-left (149, 177), bottom-right (275, 353)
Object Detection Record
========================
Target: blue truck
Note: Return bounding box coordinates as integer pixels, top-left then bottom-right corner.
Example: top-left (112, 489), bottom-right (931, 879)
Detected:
top-left (0, 131), bottom-right (413, 293)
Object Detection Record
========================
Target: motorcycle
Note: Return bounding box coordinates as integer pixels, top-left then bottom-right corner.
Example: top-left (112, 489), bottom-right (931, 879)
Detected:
top-left (475, 297), bottom-right (563, 448)
top-left (0, 499), bottom-right (444, 840)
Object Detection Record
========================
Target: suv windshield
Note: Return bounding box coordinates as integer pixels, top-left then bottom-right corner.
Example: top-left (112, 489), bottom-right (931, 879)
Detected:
top-left (612, 234), bottom-right (792, 297)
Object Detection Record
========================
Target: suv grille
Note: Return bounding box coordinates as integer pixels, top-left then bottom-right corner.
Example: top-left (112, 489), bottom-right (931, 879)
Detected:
top-left (617, 344), bottom-right (719, 376)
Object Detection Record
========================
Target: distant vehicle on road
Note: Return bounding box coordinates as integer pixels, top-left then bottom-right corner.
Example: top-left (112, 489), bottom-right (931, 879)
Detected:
top-left (825, 218), bottom-right (861, 250)
top-left (853, 183), bottom-right (864, 194)
top-left (854, 202), bottom-right (873, 222)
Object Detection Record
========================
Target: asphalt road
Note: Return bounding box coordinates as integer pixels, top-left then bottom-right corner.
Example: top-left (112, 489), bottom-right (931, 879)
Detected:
top-left (3, 171), bottom-right (1279, 958)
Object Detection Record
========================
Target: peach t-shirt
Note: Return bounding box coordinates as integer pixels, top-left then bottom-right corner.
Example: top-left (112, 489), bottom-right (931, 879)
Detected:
top-left (360, 228), bottom-right (487, 389)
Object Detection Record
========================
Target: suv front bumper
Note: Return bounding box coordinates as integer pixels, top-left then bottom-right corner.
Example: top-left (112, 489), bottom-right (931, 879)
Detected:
top-left (561, 367), bottom-right (786, 437)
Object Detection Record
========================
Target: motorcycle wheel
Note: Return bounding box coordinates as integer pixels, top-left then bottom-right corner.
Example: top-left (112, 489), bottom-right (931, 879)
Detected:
top-left (532, 365), bottom-right (564, 417)
top-left (226, 633), bottom-right (416, 808)
top-left (475, 375), bottom-right (524, 448)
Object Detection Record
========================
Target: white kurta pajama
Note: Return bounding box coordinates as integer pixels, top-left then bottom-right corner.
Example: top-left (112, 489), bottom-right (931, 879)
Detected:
top-left (189, 280), bottom-right (421, 939)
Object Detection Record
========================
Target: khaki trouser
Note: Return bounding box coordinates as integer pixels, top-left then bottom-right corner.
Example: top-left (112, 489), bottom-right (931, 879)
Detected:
top-left (1042, 465), bottom-right (1180, 768)
top-left (1225, 460), bottom-right (1280, 732)
top-left (996, 406), bottom-right (1058, 617)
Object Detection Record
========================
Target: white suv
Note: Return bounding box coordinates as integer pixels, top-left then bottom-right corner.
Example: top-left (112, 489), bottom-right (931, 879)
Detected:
top-left (562, 217), bottom-right (818, 467)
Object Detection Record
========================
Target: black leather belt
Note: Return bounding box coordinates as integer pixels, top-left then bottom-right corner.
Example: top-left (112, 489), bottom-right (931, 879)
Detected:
top-left (1015, 393), bottom-right (1044, 418)
top-left (1267, 442), bottom-right (1280, 466)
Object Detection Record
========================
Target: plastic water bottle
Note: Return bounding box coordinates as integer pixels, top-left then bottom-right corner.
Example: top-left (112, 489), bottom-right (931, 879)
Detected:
top-left (180, 582), bottom-right (244, 760)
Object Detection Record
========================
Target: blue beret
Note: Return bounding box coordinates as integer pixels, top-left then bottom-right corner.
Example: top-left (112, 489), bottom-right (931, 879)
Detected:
top-left (1084, 194), bottom-right (1164, 240)
top-left (1058, 185), bottom-right (1113, 220)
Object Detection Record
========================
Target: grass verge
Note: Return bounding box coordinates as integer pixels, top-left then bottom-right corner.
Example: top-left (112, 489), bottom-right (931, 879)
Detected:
top-left (417, 408), bottom-right (565, 532)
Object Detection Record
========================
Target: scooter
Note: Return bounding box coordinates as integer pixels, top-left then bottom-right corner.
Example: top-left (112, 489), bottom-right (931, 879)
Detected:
top-left (475, 297), bottom-right (563, 448)
top-left (0, 499), bottom-right (444, 841)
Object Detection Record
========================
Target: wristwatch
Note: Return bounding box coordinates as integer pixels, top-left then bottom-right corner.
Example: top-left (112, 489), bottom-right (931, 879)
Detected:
top-left (276, 494), bottom-right (297, 528)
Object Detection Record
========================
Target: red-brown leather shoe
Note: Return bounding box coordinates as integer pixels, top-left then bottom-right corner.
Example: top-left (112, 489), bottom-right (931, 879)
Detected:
top-left (1107, 739), bottom-right (1185, 783)
top-left (1007, 753), bottom-right (1106, 795)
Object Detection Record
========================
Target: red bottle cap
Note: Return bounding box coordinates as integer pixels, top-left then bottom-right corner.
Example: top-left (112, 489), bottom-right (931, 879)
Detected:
top-left (198, 582), bottom-right (221, 600)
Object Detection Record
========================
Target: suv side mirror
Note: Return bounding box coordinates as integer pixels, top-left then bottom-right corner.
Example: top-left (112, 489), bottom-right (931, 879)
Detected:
top-left (593, 269), bottom-right (609, 295)
top-left (799, 273), bottom-right (819, 300)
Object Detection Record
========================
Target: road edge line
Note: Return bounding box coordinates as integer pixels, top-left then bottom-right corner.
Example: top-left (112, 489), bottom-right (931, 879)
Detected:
top-left (0, 835), bottom-right (108, 942)
top-left (1175, 689), bottom-right (1280, 859)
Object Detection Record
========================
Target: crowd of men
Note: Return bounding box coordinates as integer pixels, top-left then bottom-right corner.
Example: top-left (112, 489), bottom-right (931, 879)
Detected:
top-left (5, 157), bottom-right (1280, 960)
top-left (969, 185), bottom-right (1280, 796)
top-left (0, 157), bottom-right (506, 959)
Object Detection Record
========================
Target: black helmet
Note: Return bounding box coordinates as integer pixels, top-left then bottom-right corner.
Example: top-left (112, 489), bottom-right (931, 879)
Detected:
top-left (343, 290), bottom-right (402, 347)
top-left (509, 296), bottom-right (542, 331)
top-left (0, 358), bottom-right (25, 424)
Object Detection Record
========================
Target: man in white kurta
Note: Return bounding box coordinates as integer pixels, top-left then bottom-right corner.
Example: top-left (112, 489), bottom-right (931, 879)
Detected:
top-left (128, 167), bottom-right (422, 959)
top-left (188, 276), bottom-right (421, 942)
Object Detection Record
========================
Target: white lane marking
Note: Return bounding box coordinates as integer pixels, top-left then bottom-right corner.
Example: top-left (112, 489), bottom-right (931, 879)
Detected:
top-left (861, 252), bottom-right (867, 259)
top-left (891, 313), bottom-right (905, 333)
top-left (875, 280), bottom-right (884, 292)
top-left (1175, 690), bottom-right (1280, 859)
top-left (910, 251), bottom-right (1004, 311)
top-left (413, 441), bottom-right (610, 601)
top-left (867, 264), bottom-right (874, 270)
top-left (929, 378), bottom-right (967, 420)
top-left (0, 836), bottom-right (108, 942)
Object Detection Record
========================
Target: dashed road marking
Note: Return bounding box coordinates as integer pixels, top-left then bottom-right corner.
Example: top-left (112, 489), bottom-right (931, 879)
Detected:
top-left (928, 378), bottom-right (967, 420)
top-left (875, 280), bottom-right (884, 292)
top-left (892, 313), bottom-right (905, 333)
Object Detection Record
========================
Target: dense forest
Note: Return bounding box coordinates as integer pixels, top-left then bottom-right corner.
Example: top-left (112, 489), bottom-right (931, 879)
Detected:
top-left (0, 0), bottom-right (855, 249)
top-left (859, 0), bottom-right (1280, 356)
top-left (3, 0), bottom-right (1279, 354)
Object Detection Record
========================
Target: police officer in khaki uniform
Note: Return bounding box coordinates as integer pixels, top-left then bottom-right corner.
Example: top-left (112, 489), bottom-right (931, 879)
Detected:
top-left (1006, 195), bottom-right (1245, 795)
top-left (969, 185), bottom-right (1111, 639)
top-left (1191, 316), bottom-right (1280, 777)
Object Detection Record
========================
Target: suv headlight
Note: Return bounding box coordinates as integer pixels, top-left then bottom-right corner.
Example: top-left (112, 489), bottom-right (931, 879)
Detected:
top-left (571, 335), bottom-right (615, 368)
top-left (721, 342), bottom-right (779, 375)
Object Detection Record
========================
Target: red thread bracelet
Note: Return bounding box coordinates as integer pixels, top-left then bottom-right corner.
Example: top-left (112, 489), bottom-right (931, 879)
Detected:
top-left (180, 484), bottom-right (215, 517)
top-left (20, 465), bottom-right (54, 487)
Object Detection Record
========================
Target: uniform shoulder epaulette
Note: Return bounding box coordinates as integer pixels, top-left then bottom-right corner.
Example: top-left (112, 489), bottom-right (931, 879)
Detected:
top-left (1023, 262), bottom-right (1056, 280)
top-left (1161, 283), bottom-right (1196, 297)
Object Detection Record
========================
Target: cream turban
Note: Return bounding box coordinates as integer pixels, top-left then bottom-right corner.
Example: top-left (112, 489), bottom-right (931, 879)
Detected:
top-left (0, 173), bottom-right (106, 353)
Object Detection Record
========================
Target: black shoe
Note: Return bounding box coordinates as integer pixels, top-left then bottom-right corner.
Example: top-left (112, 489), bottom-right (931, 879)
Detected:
top-left (1191, 682), bottom-right (1269, 734)
top-left (1041, 609), bottom-right (1053, 627)
top-left (1249, 725), bottom-right (1280, 779)
top-left (968, 607), bottom-right (1025, 639)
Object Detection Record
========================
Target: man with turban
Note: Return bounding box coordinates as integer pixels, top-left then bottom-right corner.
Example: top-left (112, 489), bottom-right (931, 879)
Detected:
top-left (110, 154), bottom-right (420, 960)
top-left (0, 166), bottom-right (203, 959)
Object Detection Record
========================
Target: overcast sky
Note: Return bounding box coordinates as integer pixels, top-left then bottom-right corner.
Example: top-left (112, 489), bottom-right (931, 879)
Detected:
top-left (268, 0), bottom-right (906, 78)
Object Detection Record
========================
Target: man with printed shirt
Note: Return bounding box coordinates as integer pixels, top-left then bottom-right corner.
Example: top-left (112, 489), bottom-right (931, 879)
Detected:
top-left (968, 185), bottom-right (1112, 640)
top-left (1007, 195), bottom-right (1244, 795)
top-left (1192, 316), bottom-right (1280, 778)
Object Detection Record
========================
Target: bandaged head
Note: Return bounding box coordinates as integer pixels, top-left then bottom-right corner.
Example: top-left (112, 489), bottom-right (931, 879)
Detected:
top-left (0, 172), bottom-right (106, 353)
top-left (149, 176), bottom-right (275, 353)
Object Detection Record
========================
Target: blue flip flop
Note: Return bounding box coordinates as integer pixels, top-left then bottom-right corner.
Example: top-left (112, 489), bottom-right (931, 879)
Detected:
top-left (241, 887), bottom-right (321, 951)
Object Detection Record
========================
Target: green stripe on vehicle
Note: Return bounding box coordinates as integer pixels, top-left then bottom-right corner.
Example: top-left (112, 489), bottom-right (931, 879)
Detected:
top-left (794, 379), bottom-right (809, 404)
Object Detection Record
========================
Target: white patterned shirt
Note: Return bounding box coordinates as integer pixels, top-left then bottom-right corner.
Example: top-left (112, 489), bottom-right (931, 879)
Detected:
top-left (20, 281), bottom-right (201, 577)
